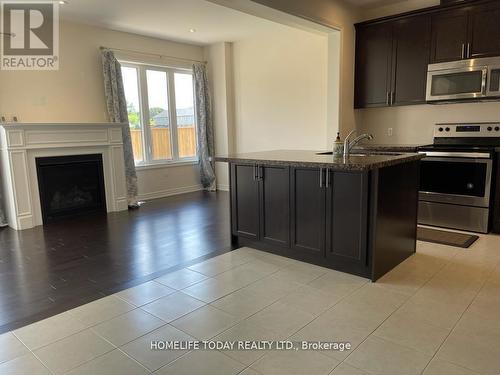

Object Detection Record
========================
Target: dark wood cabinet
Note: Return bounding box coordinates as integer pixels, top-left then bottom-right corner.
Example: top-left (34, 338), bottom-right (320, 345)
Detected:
top-left (325, 171), bottom-right (369, 273)
top-left (228, 160), bottom-right (421, 280)
top-left (468, 2), bottom-right (500, 59)
top-left (431, 2), bottom-right (500, 63)
top-left (354, 23), bottom-right (393, 108)
top-left (230, 163), bottom-right (289, 245)
top-left (430, 8), bottom-right (469, 63)
top-left (493, 153), bottom-right (500, 234)
top-left (355, 0), bottom-right (500, 109)
top-left (392, 15), bottom-right (432, 105)
top-left (355, 15), bottom-right (431, 108)
top-left (260, 165), bottom-right (290, 247)
top-left (231, 163), bottom-right (260, 239)
top-left (290, 167), bottom-right (326, 256)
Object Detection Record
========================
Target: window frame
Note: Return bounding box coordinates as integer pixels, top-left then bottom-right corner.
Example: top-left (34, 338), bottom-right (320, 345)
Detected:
top-left (120, 61), bottom-right (198, 168)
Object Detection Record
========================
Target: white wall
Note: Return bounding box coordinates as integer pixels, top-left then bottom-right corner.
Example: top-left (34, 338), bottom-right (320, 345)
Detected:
top-left (356, 103), bottom-right (500, 145)
top-left (359, 0), bottom-right (439, 21)
top-left (231, 25), bottom-right (329, 152)
top-left (209, 0), bottom-right (353, 140)
top-left (205, 42), bottom-right (235, 191)
top-left (0, 21), bottom-right (204, 199)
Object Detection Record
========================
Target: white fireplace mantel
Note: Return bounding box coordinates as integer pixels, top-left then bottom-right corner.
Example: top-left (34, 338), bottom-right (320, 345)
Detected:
top-left (0, 122), bottom-right (128, 230)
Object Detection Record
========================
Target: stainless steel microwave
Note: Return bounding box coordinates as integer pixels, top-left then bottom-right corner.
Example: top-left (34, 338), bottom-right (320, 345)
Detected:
top-left (426, 57), bottom-right (500, 103)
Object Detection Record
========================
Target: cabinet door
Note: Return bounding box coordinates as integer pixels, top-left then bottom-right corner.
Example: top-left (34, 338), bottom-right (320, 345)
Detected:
top-left (260, 166), bottom-right (290, 247)
top-left (430, 9), bottom-right (469, 63)
top-left (326, 171), bottom-right (369, 271)
top-left (290, 168), bottom-right (326, 256)
top-left (468, 2), bottom-right (500, 59)
top-left (392, 15), bottom-right (431, 105)
top-left (354, 22), bottom-right (393, 108)
top-left (493, 153), bottom-right (500, 234)
top-left (231, 163), bottom-right (260, 240)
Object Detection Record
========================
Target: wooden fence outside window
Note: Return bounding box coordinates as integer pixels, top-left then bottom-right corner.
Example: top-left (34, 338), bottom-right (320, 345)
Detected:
top-left (130, 126), bottom-right (196, 162)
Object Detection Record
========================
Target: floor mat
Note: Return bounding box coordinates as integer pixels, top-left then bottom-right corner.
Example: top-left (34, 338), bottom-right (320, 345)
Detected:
top-left (417, 226), bottom-right (479, 248)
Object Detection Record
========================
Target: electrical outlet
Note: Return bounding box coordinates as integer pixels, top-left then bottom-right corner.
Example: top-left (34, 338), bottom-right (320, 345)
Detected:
top-left (387, 127), bottom-right (393, 137)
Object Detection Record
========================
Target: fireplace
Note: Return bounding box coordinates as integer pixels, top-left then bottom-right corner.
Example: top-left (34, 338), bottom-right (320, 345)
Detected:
top-left (36, 154), bottom-right (107, 223)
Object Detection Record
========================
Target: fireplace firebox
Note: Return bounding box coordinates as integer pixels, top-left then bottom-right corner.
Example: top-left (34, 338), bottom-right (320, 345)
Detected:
top-left (36, 154), bottom-right (107, 223)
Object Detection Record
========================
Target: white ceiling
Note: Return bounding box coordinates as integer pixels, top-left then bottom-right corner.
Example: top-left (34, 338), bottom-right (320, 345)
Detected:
top-left (60, 0), bottom-right (283, 45)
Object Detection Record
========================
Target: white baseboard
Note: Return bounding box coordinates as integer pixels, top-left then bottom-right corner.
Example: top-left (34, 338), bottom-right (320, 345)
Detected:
top-left (217, 184), bottom-right (229, 191)
top-left (138, 184), bottom-right (203, 201)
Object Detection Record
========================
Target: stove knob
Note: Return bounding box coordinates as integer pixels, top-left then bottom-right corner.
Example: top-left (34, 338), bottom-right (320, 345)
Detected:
top-left (438, 127), bottom-right (444, 132)
top-left (488, 126), bottom-right (493, 131)
top-left (445, 127), bottom-right (451, 132)
top-left (495, 126), bottom-right (500, 131)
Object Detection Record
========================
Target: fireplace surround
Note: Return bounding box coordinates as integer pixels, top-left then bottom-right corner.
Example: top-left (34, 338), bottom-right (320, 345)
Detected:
top-left (0, 123), bottom-right (128, 230)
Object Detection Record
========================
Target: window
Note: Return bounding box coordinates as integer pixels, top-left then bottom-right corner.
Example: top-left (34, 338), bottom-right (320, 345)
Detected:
top-left (121, 63), bottom-right (197, 166)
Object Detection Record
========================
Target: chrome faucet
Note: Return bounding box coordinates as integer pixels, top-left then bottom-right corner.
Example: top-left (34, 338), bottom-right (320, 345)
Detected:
top-left (343, 130), bottom-right (374, 157)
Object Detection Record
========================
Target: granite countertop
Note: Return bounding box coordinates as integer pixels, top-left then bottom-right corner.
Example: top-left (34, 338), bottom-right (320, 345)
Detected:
top-left (216, 150), bottom-right (424, 171)
top-left (352, 143), bottom-right (425, 153)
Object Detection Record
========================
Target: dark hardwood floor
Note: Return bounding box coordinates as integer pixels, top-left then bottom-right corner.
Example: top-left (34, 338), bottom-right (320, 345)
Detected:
top-left (0, 191), bottom-right (233, 333)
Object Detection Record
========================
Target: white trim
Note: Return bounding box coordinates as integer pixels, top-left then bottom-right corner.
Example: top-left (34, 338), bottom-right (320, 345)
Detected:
top-left (217, 184), bottom-right (230, 191)
top-left (119, 60), bottom-right (198, 166)
top-left (0, 123), bottom-right (128, 230)
top-left (137, 184), bottom-right (203, 201)
top-left (136, 160), bottom-right (199, 170)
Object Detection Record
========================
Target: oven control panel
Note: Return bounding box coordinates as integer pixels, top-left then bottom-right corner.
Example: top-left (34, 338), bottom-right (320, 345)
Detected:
top-left (434, 123), bottom-right (500, 137)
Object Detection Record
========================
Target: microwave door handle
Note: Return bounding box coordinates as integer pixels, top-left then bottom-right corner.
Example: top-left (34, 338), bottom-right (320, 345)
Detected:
top-left (482, 68), bottom-right (488, 95)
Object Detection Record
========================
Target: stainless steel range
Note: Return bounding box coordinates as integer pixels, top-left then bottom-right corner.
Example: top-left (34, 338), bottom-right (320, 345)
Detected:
top-left (418, 123), bottom-right (500, 233)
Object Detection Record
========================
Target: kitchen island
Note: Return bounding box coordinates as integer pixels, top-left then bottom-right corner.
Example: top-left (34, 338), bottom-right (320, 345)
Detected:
top-left (216, 150), bottom-right (424, 281)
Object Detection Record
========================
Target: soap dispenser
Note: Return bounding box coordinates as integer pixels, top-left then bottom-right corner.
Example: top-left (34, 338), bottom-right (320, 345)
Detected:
top-left (333, 132), bottom-right (343, 157)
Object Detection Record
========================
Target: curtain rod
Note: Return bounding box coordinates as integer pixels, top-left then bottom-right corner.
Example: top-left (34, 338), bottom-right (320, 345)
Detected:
top-left (100, 46), bottom-right (207, 64)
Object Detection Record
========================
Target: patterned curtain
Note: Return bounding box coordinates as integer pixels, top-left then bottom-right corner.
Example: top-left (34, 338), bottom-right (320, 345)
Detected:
top-left (101, 49), bottom-right (139, 207)
top-left (193, 63), bottom-right (216, 191)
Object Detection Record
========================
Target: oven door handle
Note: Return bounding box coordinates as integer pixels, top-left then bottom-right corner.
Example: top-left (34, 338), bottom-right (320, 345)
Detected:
top-left (418, 151), bottom-right (492, 159)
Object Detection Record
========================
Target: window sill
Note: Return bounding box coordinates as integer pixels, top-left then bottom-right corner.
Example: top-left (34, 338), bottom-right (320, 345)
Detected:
top-left (135, 160), bottom-right (199, 170)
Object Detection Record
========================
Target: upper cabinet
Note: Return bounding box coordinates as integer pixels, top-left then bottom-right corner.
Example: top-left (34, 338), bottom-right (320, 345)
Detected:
top-left (392, 15), bottom-right (432, 106)
top-left (430, 8), bottom-right (469, 63)
top-left (354, 15), bottom-right (431, 109)
top-left (431, 2), bottom-right (500, 62)
top-left (355, 0), bottom-right (500, 109)
top-left (468, 2), bottom-right (500, 59)
top-left (354, 22), bottom-right (393, 108)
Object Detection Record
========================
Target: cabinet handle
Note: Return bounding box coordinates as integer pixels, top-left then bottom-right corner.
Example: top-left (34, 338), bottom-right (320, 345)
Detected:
top-left (319, 168), bottom-right (323, 188)
top-left (386, 91), bottom-right (390, 106)
top-left (461, 43), bottom-right (465, 59)
top-left (325, 169), bottom-right (330, 188)
top-left (467, 43), bottom-right (471, 59)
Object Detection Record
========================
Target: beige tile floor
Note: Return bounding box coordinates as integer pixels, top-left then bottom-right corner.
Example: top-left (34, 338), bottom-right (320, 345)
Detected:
top-left (1, 233), bottom-right (500, 375)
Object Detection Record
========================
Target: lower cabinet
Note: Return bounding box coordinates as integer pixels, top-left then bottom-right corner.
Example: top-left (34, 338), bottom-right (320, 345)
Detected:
top-left (290, 167), bottom-right (326, 256)
top-left (231, 163), bottom-right (370, 275)
top-left (325, 171), bottom-right (369, 273)
top-left (260, 165), bottom-right (290, 247)
top-left (231, 163), bottom-right (260, 239)
top-left (230, 163), bottom-right (290, 246)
